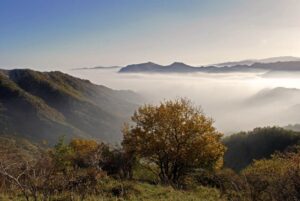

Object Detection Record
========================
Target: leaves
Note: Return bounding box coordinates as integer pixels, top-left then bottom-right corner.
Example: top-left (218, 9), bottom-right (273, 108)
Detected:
top-left (123, 98), bottom-right (226, 184)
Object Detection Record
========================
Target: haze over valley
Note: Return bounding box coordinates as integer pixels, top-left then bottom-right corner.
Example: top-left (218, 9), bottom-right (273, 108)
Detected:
top-left (2, 56), bottom-right (300, 143)
top-left (69, 57), bottom-right (300, 135)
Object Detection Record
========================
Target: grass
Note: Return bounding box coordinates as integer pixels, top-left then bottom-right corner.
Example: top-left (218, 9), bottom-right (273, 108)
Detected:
top-left (123, 182), bottom-right (222, 201)
top-left (0, 180), bottom-right (223, 201)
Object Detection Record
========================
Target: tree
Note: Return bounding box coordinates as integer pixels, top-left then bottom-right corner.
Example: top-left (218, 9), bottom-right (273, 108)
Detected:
top-left (69, 138), bottom-right (104, 169)
top-left (122, 98), bottom-right (225, 185)
top-left (100, 146), bottom-right (135, 179)
top-left (50, 136), bottom-right (73, 172)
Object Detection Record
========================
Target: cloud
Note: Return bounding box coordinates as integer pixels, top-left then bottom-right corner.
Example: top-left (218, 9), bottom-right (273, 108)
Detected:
top-left (68, 68), bottom-right (300, 134)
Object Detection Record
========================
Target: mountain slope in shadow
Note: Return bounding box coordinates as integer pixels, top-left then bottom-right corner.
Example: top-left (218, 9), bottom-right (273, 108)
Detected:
top-left (0, 69), bottom-right (141, 144)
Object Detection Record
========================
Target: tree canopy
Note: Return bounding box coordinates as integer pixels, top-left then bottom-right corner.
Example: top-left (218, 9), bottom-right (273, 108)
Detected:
top-left (122, 98), bottom-right (225, 184)
top-left (223, 127), bottom-right (300, 171)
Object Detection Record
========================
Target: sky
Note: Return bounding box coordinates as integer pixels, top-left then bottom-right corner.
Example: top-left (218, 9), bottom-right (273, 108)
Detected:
top-left (1, 0), bottom-right (300, 70)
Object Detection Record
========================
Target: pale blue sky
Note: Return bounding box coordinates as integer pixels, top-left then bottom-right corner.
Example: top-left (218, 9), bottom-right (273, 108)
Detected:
top-left (1, 0), bottom-right (300, 70)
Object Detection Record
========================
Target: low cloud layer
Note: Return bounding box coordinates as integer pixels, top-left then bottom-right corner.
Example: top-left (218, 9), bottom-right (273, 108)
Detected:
top-left (68, 69), bottom-right (300, 134)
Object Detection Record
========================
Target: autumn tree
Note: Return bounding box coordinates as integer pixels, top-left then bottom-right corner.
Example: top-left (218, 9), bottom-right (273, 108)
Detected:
top-left (69, 138), bottom-right (104, 169)
top-left (122, 98), bottom-right (226, 185)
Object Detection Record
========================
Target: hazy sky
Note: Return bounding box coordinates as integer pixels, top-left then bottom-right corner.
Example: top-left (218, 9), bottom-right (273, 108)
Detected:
top-left (1, 0), bottom-right (300, 70)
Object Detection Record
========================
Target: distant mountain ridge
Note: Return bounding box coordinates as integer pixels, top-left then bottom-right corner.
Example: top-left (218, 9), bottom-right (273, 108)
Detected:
top-left (245, 87), bottom-right (300, 106)
top-left (0, 69), bottom-right (141, 144)
top-left (214, 56), bottom-right (300, 67)
top-left (240, 87), bottom-right (300, 125)
top-left (119, 62), bottom-right (199, 73)
top-left (119, 57), bottom-right (300, 74)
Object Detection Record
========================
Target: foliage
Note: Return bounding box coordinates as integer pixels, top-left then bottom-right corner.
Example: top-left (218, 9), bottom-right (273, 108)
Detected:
top-left (194, 146), bottom-right (300, 201)
top-left (50, 136), bottom-right (74, 171)
top-left (100, 145), bottom-right (135, 179)
top-left (193, 169), bottom-right (248, 201)
top-left (0, 134), bottom-right (222, 201)
top-left (123, 98), bottom-right (226, 185)
top-left (241, 147), bottom-right (300, 201)
top-left (3, 97), bottom-right (300, 200)
top-left (0, 137), bottom-right (106, 201)
top-left (69, 138), bottom-right (104, 168)
top-left (223, 126), bottom-right (300, 171)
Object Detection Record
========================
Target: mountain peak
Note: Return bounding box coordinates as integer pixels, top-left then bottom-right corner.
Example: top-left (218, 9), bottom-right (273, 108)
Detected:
top-left (145, 61), bottom-right (157, 65)
top-left (169, 62), bottom-right (186, 65)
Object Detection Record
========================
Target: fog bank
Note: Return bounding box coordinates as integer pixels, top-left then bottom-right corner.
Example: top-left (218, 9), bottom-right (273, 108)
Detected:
top-left (68, 69), bottom-right (300, 134)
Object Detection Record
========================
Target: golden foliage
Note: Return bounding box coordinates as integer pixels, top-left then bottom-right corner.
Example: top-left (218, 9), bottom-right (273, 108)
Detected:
top-left (69, 138), bottom-right (104, 169)
top-left (122, 98), bottom-right (226, 184)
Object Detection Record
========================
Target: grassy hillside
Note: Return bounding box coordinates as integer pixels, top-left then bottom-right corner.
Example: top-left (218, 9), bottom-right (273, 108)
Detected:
top-left (0, 181), bottom-right (222, 201)
top-left (0, 69), bottom-right (141, 144)
top-left (0, 135), bottom-right (221, 201)
top-left (1, 124), bottom-right (300, 200)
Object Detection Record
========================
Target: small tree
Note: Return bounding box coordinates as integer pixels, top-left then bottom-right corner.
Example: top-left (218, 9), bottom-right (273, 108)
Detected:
top-left (69, 138), bottom-right (104, 169)
top-left (50, 136), bottom-right (73, 172)
top-left (100, 146), bottom-right (135, 179)
top-left (0, 153), bottom-right (55, 201)
top-left (122, 98), bottom-right (225, 185)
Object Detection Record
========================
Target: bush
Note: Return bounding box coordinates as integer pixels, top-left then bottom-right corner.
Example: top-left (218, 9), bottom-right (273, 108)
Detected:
top-left (242, 147), bottom-right (300, 201)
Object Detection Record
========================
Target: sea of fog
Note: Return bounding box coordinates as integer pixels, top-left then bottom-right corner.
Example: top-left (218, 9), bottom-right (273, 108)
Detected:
top-left (67, 68), bottom-right (300, 135)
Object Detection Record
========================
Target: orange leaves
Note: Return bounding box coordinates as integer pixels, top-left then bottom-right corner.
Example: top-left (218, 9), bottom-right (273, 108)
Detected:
top-left (122, 98), bottom-right (226, 183)
top-left (70, 139), bottom-right (99, 155)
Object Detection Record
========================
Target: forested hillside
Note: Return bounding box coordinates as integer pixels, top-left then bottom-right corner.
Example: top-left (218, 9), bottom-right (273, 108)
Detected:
top-left (223, 127), bottom-right (300, 171)
top-left (0, 69), bottom-right (141, 144)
